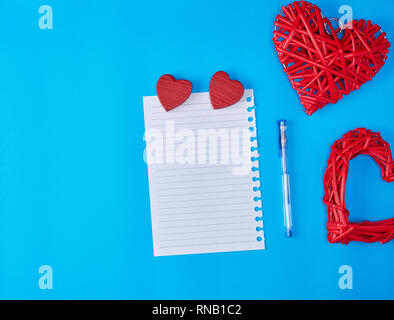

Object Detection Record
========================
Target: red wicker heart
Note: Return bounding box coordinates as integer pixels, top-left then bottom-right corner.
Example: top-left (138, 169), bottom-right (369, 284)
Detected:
top-left (273, 1), bottom-right (390, 115)
top-left (323, 128), bottom-right (394, 244)
top-left (209, 71), bottom-right (244, 109)
top-left (156, 74), bottom-right (192, 112)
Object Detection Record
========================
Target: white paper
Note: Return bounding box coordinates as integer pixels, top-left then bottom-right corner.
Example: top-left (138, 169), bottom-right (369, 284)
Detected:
top-left (143, 89), bottom-right (264, 256)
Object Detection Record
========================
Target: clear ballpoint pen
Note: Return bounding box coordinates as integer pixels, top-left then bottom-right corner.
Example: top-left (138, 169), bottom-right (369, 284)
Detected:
top-left (278, 120), bottom-right (293, 237)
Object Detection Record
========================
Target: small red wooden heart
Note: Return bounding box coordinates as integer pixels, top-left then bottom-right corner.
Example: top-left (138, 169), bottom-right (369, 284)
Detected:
top-left (156, 74), bottom-right (192, 112)
top-left (209, 71), bottom-right (244, 109)
top-left (273, 1), bottom-right (390, 115)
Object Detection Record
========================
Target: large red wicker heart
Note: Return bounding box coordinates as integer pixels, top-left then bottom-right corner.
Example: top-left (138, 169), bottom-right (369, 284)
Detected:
top-left (273, 1), bottom-right (391, 115)
top-left (323, 128), bottom-right (394, 244)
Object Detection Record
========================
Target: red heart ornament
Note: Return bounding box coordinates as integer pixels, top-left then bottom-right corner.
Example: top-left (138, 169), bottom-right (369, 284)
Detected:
top-left (324, 128), bottom-right (394, 244)
top-left (156, 74), bottom-right (192, 112)
top-left (209, 71), bottom-right (244, 109)
top-left (273, 1), bottom-right (390, 115)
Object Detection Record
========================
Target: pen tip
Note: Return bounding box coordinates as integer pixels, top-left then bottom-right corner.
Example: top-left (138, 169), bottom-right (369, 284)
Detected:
top-left (286, 230), bottom-right (293, 238)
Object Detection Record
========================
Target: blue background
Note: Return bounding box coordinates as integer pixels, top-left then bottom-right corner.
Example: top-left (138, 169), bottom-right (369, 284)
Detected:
top-left (0, 0), bottom-right (392, 299)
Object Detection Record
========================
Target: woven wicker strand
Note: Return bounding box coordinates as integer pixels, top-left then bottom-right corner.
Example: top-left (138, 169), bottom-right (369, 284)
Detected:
top-left (323, 128), bottom-right (394, 244)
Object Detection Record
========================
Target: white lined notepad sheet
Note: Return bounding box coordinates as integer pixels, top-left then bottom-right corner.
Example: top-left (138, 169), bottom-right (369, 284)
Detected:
top-left (143, 89), bottom-right (264, 256)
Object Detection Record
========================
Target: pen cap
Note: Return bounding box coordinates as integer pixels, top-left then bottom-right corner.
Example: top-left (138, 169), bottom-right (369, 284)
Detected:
top-left (278, 119), bottom-right (288, 156)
